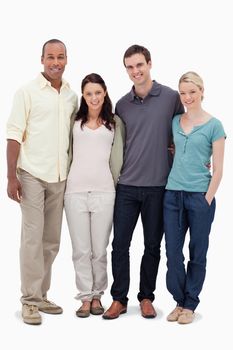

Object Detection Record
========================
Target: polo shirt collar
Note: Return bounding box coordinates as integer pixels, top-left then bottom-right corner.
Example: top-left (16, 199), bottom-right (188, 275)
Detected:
top-left (129, 80), bottom-right (161, 101)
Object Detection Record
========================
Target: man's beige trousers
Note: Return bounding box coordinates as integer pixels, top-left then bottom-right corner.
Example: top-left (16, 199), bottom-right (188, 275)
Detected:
top-left (18, 169), bottom-right (66, 305)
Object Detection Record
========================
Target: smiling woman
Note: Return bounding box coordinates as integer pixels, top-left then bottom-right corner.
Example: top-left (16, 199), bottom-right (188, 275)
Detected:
top-left (164, 71), bottom-right (226, 324)
top-left (64, 73), bottom-right (125, 318)
top-left (82, 83), bottom-right (107, 129)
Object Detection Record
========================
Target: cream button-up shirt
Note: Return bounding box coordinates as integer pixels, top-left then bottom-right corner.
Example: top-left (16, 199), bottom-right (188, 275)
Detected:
top-left (7, 73), bottom-right (78, 182)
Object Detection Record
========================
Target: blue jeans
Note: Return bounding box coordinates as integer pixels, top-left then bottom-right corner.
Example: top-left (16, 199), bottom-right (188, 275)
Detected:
top-left (110, 184), bottom-right (165, 305)
top-left (163, 190), bottom-right (216, 311)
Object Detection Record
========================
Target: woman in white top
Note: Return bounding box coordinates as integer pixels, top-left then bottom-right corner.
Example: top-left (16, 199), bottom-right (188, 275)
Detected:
top-left (64, 73), bottom-right (125, 317)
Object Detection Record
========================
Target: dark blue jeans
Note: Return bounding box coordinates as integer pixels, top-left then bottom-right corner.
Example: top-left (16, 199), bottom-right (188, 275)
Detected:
top-left (163, 190), bottom-right (216, 311)
top-left (110, 184), bottom-right (165, 305)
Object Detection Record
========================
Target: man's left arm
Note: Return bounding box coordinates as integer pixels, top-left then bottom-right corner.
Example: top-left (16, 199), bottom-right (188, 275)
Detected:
top-left (174, 91), bottom-right (184, 116)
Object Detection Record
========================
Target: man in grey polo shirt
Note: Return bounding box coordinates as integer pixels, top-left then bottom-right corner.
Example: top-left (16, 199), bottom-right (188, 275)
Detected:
top-left (103, 44), bottom-right (184, 320)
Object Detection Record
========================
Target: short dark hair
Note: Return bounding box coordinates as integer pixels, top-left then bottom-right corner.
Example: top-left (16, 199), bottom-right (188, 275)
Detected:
top-left (123, 44), bottom-right (151, 66)
top-left (41, 39), bottom-right (67, 57)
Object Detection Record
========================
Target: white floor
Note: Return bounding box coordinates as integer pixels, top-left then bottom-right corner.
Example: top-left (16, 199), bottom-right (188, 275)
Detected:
top-left (1, 1), bottom-right (232, 348)
top-left (1, 205), bottom-right (231, 350)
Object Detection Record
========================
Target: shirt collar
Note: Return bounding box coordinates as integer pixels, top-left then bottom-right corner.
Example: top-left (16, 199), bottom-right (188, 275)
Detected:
top-left (37, 73), bottom-right (70, 90)
top-left (129, 80), bottom-right (162, 101)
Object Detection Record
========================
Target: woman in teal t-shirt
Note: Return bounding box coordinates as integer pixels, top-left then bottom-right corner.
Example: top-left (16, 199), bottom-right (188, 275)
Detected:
top-left (164, 71), bottom-right (226, 324)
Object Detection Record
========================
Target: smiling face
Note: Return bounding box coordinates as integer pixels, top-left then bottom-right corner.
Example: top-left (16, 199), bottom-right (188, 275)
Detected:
top-left (83, 82), bottom-right (107, 114)
top-left (124, 53), bottom-right (152, 88)
top-left (41, 42), bottom-right (67, 85)
top-left (179, 81), bottom-right (203, 110)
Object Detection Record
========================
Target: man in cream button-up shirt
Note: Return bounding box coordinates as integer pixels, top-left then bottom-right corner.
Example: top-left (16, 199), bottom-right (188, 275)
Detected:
top-left (6, 39), bottom-right (78, 325)
top-left (7, 72), bottom-right (76, 182)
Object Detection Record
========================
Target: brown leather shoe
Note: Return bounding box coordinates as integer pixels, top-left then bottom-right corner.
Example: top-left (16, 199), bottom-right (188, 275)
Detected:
top-left (102, 301), bottom-right (127, 320)
top-left (140, 299), bottom-right (157, 318)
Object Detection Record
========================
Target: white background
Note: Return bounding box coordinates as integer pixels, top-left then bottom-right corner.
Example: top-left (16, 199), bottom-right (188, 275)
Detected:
top-left (1, 0), bottom-right (232, 349)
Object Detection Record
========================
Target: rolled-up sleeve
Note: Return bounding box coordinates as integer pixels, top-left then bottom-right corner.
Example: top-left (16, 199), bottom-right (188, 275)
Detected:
top-left (6, 89), bottom-right (30, 144)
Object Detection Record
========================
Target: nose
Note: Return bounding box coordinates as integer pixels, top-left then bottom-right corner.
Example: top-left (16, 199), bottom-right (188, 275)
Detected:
top-left (132, 67), bottom-right (139, 74)
top-left (185, 93), bottom-right (192, 101)
top-left (53, 58), bottom-right (59, 65)
top-left (91, 94), bottom-right (98, 102)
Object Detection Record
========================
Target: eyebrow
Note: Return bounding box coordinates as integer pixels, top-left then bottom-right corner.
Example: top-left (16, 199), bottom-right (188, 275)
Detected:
top-left (46, 53), bottom-right (65, 56)
top-left (126, 62), bottom-right (144, 69)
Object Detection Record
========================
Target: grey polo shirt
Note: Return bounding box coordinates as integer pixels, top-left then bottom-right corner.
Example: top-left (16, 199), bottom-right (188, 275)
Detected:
top-left (116, 81), bottom-right (184, 187)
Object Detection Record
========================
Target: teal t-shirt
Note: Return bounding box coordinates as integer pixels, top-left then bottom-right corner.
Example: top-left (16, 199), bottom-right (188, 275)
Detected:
top-left (166, 115), bottom-right (226, 192)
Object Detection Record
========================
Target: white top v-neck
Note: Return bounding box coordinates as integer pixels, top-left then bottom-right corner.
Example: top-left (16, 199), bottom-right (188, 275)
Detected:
top-left (66, 120), bottom-right (115, 193)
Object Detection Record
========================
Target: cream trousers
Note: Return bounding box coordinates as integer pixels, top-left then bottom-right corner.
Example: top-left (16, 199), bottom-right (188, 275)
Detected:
top-left (64, 191), bottom-right (115, 301)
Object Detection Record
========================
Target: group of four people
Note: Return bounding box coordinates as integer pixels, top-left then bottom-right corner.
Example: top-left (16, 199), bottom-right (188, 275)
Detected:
top-left (6, 39), bottom-right (225, 326)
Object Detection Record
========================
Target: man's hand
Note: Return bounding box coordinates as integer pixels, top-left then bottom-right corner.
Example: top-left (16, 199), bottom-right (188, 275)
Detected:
top-left (168, 143), bottom-right (175, 156)
top-left (7, 177), bottom-right (22, 203)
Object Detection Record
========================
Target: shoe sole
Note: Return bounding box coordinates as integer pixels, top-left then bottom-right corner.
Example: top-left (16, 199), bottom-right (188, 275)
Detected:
top-left (90, 310), bottom-right (104, 315)
top-left (23, 318), bottom-right (42, 325)
top-left (76, 313), bottom-right (90, 318)
top-left (142, 314), bottom-right (156, 319)
top-left (102, 309), bottom-right (127, 320)
top-left (39, 309), bottom-right (63, 314)
top-left (177, 318), bottom-right (194, 325)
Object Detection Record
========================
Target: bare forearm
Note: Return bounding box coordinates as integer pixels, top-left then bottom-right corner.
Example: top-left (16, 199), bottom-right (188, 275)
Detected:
top-left (206, 138), bottom-right (225, 205)
top-left (6, 140), bottom-right (22, 202)
top-left (7, 139), bottom-right (21, 179)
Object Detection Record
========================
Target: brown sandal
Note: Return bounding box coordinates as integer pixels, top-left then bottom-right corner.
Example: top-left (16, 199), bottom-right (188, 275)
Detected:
top-left (90, 299), bottom-right (104, 315)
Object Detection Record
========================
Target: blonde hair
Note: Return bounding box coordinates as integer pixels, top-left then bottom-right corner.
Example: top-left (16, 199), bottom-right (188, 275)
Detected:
top-left (179, 71), bottom-right (204, 100)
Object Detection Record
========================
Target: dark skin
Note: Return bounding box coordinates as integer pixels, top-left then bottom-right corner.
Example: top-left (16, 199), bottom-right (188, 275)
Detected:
top-left (7, 140), bottom-right (22, 202)
top-left (41, 42), bottom-right (67, 92)
top-left (7, 42), bottom-right (67, 203)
